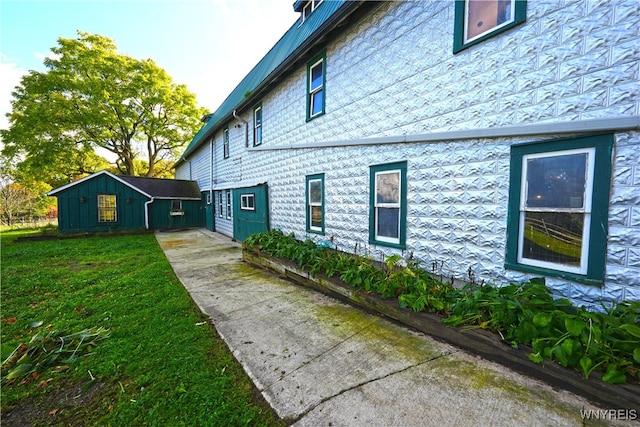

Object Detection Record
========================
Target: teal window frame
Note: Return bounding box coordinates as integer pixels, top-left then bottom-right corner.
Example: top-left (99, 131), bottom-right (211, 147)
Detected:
top-left (505, 134), bottom-right (613, 287)
top-left (218, 192), bottom-right (223, 218)
top-left (253, 103), bottom-right (262, 146)
top-left (453, 0), bottom-right (527, 53)
top-left (306, 51), bottom-right (326, 121)
top-left (369, 161), bottom-right (407, 249)
top-left (226, 191), bottom-right (232, 219)
top-left (306, 173), bottom-right (325, 234)
top-left (223, 127), bottom-right (230, 159)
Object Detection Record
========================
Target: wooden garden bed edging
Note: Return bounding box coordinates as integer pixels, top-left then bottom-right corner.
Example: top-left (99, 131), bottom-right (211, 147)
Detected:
top-left (242, 247), bottom-right (640, 411)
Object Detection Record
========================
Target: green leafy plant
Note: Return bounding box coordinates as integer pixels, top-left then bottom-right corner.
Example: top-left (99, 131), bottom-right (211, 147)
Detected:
top-left (244, 230), bottom-right (640, 384)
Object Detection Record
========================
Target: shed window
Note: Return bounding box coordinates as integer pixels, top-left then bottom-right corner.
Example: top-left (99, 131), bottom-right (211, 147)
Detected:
top-left (171, 200), bottom-right (183, 212)
top-left (97, 194), bottom-right (117, 223)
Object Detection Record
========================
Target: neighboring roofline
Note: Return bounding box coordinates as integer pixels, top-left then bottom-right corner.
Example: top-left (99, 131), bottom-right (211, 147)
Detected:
top-left (247, 116), bottom-right (640, 151)
top-left (46, 170), bottom-right (153, 198)
top-left (176, 0), bottom-right (369, 168)
top-left (46, 170), bottom-right (203, 200)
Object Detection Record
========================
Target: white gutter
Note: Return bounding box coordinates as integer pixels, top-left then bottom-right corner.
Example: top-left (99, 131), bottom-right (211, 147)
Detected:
top-left (144, 197), bottom-right (155, 229)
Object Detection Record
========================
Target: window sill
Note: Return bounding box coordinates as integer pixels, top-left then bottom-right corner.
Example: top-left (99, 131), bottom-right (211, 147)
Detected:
top-left (504, 262), bottom-right (604, 287)
top-left (369, 239), bottom-right (405, 251)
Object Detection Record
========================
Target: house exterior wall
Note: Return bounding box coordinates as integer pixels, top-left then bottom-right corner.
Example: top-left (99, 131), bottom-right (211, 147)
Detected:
top-left (177, 0), bottom-right (639, 307)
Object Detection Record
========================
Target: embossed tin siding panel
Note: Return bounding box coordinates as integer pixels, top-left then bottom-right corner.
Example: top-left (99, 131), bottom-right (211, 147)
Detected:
top-left (190, 147), bottom-right (211, 190)
top-left (181, 0), bottom-right (639, 307)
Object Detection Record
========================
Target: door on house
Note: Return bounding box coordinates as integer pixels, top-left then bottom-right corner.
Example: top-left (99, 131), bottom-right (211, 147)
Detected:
top-left (204, 192), bottom-right (215, 231)
top-left (233, 184), bottom-right (269, 241)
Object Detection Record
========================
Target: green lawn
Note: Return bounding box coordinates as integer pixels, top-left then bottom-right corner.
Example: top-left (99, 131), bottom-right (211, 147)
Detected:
top-left (1, 229), bottom-right (283, 426)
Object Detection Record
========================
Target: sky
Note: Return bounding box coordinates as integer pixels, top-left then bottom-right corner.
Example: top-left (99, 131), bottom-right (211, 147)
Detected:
top-left (0, 0), bottom-right (299, 132)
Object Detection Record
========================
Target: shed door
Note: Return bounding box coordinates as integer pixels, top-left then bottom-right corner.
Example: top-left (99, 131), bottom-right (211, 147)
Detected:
top-left (233, 184), bottom-right (269, 241)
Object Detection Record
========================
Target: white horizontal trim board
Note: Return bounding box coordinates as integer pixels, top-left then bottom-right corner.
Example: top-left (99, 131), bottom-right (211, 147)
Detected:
top-left (250, 116), bottom-right (640, 151)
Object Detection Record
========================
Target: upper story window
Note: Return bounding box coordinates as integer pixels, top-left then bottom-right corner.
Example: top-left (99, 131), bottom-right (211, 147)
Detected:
top-left (307, 51), bottom-right (326, 121)
top-left (223, 127), bottom-right (230, 159)
top-left (453, 0), bottom-right (527, 53)
top-left (97, 194), bottom-right (117, 223)
top-left (297, 0), bottom-right (323, 23)
top-left (253, 103), bottom-right (262, 146)
top-left (505, 135), bottom-right (613, 286)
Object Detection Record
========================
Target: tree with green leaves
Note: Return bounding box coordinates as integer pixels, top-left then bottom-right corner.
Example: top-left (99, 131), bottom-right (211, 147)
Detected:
top-left (1, 31), bottom-right (207, 186)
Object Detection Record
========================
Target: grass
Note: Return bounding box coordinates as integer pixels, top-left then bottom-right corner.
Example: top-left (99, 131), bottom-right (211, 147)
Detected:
top-left (1, 229), bottom-right (283, 426)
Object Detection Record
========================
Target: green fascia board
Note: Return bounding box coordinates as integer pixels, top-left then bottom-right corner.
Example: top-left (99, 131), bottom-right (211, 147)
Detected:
top-left (178, 0), bottom-right (357, 164)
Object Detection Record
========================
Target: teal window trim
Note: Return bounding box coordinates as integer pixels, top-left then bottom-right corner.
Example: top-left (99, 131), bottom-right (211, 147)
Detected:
top-left (223, 127), bottom-right (230, 159)
top-left (218, 191), bottom-right (223, 218)
top-left (505, 134), bottom-right (613, 287)
top-left (306, 51), bottom-right (326, 121)
top-left (453, 0), bottom-right (527, 53)
top-left (253, 102), bottom-right (263, 146)
top-left (369, 161), bottom-right (407, 249)
top-left (306, 173), bottom-right (325, 235)
top-left (226, 191), bottom-right (232, 219)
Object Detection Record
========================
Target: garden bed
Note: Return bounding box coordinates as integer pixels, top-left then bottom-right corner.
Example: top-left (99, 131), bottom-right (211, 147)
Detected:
top-left (243, 246), bottom-right (640, 411)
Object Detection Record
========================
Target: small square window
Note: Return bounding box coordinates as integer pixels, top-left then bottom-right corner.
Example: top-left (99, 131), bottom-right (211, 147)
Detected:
top-left (241, 194), bottom-right (255, 211)
top-left (454, 0), bottom-right (526, 53)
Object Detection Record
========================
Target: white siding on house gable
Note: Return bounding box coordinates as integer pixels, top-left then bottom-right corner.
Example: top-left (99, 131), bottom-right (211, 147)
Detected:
top-left (182, 0), bottom-right (640, 307)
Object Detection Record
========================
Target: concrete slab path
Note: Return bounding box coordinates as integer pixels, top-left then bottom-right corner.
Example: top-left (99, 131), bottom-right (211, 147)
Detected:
top-left (156, 229), bottom-right (625, 427)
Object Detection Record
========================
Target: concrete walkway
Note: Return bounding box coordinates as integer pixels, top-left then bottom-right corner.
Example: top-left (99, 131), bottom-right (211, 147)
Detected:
top-left (156, 229), bottom-right (620, 427)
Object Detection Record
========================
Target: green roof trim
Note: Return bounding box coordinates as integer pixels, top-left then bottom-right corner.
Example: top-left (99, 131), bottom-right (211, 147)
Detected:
top-left (178, 0), bottom-right (361, 165)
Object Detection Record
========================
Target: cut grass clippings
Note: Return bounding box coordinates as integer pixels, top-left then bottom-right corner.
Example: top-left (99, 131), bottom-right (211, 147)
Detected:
top-left (1, 229), bottom-right (283, 426)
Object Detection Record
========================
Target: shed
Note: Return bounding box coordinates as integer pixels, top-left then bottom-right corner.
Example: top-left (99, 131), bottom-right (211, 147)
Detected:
top-left (47, 170), bottom-right (203, 233)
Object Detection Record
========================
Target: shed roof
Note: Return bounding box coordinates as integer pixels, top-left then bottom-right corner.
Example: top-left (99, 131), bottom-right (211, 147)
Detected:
top-left (177, 0), bottom-right (365, 165)
top-left (47, 170), bottom-right (201, 200)
top-left (118, 175), bottom-right (201, 199)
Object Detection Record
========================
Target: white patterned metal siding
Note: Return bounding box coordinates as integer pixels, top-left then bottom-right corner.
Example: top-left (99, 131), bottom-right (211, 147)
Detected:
top-left (185, 0), bottom-right (640, 307)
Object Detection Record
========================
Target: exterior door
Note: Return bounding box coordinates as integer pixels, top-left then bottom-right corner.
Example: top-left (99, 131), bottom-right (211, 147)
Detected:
top-left (233, 184), bottom-right (269, 241)
top-left (203, 192), bottom-right (215, 231)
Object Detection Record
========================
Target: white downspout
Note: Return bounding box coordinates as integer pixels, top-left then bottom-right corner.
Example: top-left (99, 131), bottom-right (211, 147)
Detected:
top-left (144, 197), bottom-right (155, 229)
